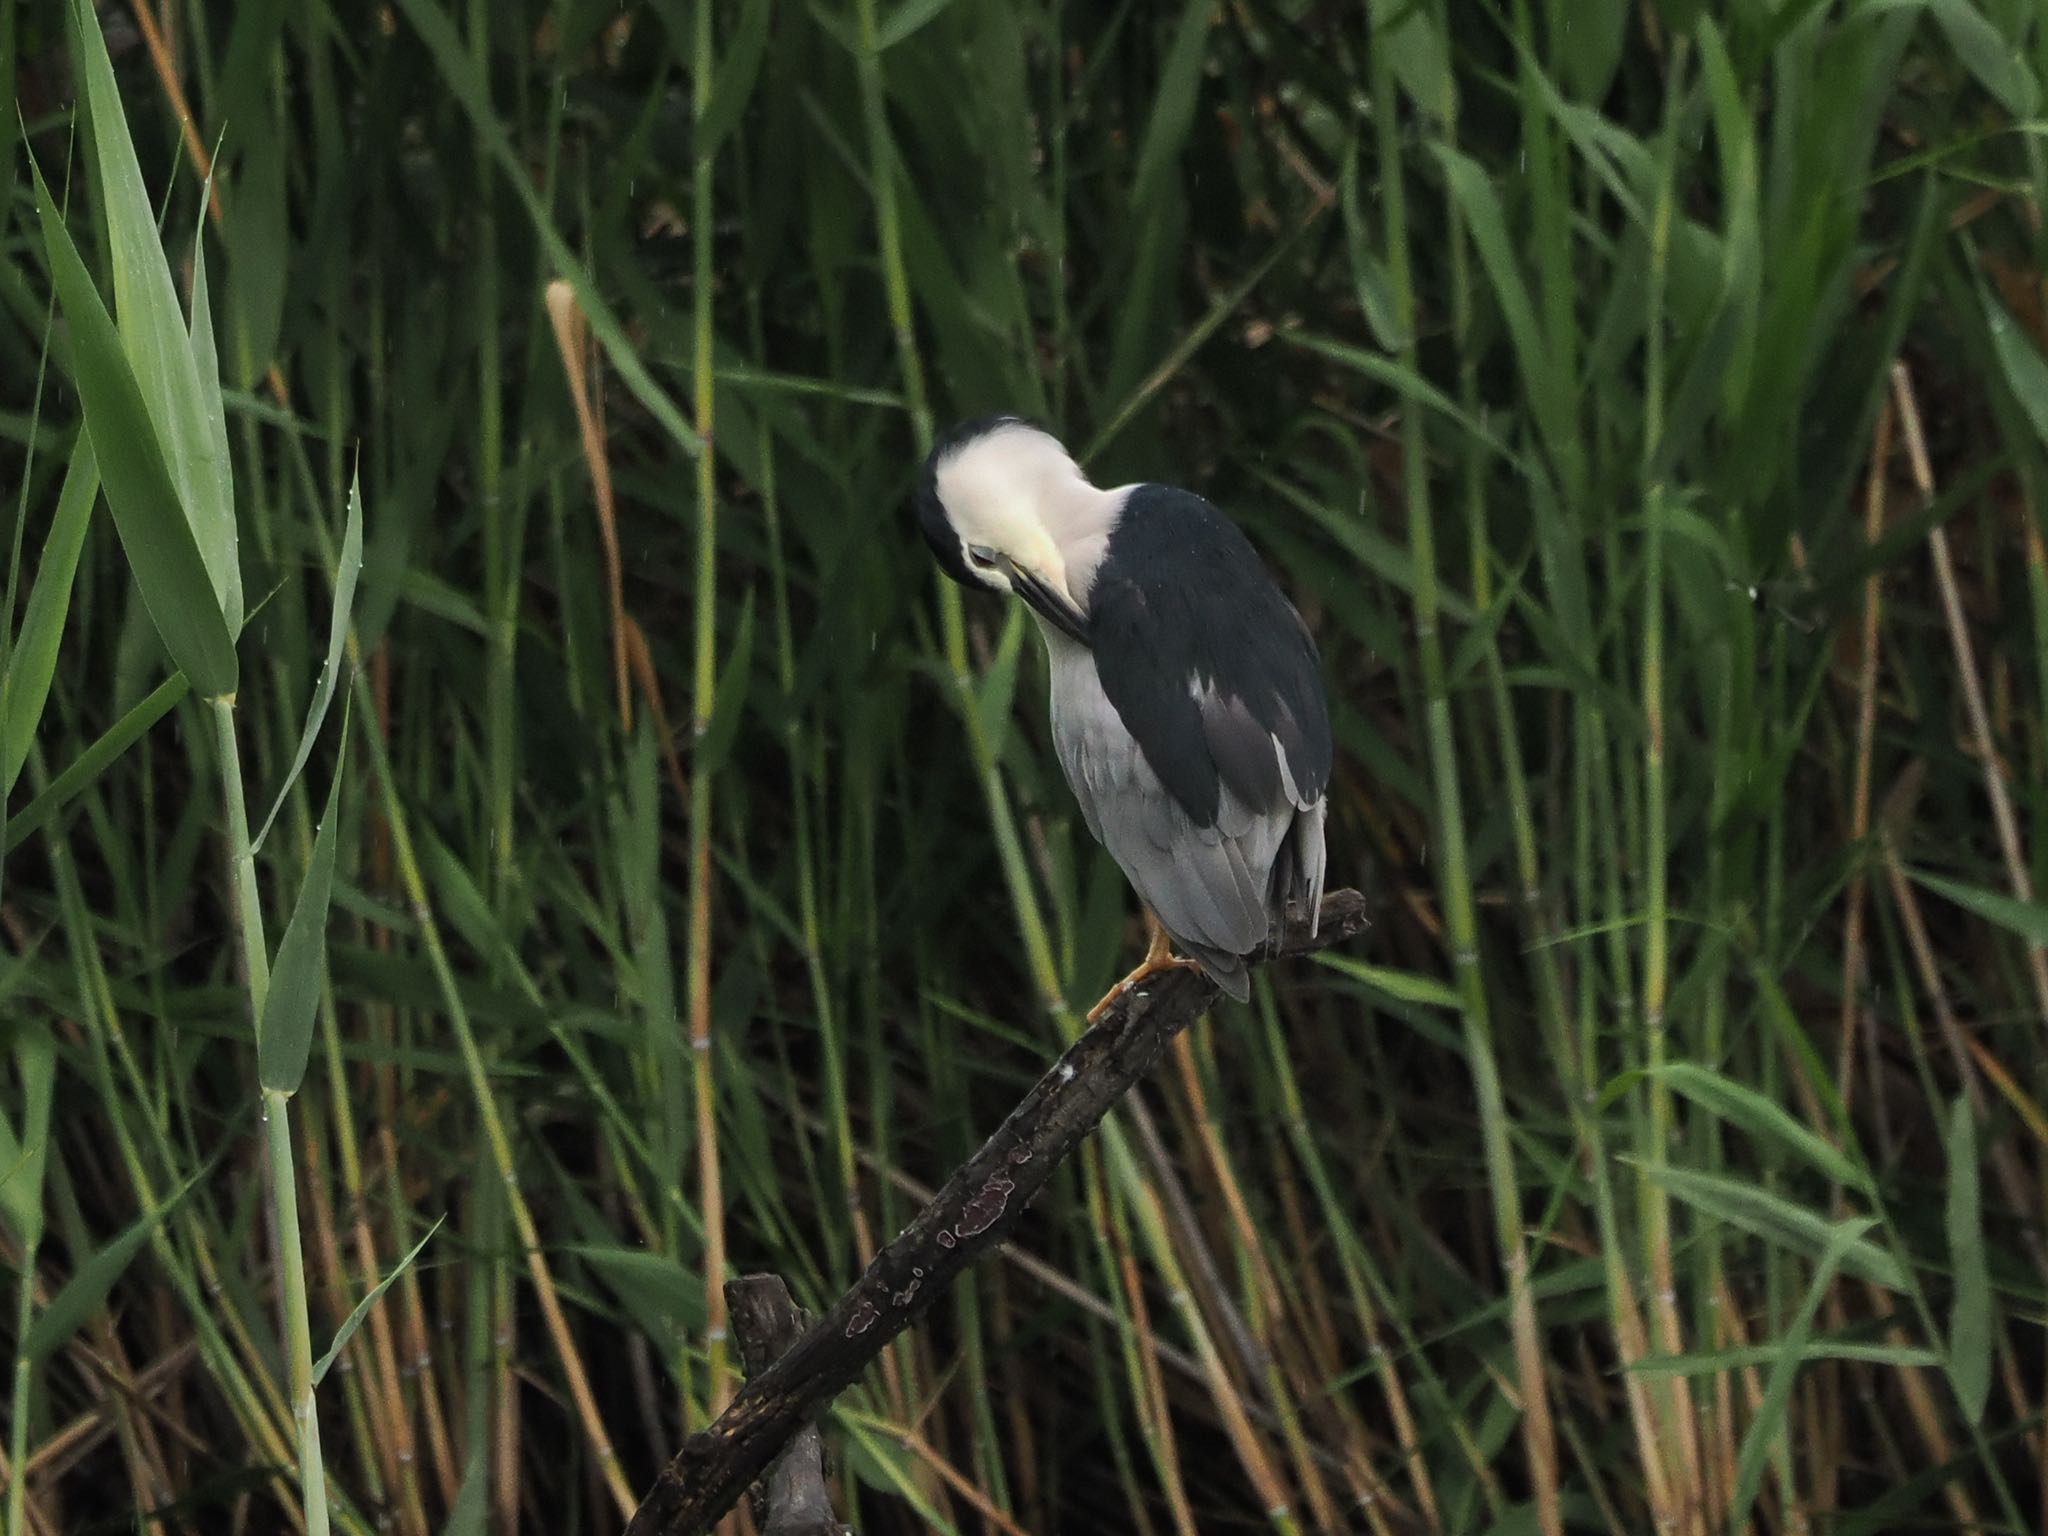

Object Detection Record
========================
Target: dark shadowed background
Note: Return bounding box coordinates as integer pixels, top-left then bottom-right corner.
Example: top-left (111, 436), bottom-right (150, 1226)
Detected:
top-left (5, 0), bottom-right (2048, 1531)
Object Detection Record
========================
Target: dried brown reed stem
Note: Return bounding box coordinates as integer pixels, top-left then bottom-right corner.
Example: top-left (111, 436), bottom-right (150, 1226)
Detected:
top-left (1892, 364), bottom-right (2048, 1033)
top-left (546, 280), bottom-right (631, 732)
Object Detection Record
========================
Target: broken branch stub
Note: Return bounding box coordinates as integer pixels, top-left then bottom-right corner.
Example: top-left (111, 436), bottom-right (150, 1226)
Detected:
top-left (626, 889), bottom-right (1370, 1536)
top-left (726, 1275), bottom-right (846, 1536)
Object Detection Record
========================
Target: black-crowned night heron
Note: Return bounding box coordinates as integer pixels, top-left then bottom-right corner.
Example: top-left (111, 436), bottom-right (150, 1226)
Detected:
top-left (916, 417), bottom-right (1330, 1009)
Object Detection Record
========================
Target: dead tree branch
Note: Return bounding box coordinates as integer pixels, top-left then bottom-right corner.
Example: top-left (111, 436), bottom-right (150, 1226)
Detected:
top-left (625, 890), bottom-right (1370, 1536)
top-left (726, 1276), bottom-right (847, 1535)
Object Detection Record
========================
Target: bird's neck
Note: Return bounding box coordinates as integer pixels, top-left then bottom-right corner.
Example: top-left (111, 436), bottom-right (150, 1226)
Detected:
top-left (1040, 479), bottom-right (1128, 607)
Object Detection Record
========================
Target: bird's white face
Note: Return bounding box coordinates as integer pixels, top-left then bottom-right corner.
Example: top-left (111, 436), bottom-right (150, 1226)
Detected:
top-left (933, 425), bottom-right (1077, 595)
top-left (925, 423), bottom-right (1116, 643)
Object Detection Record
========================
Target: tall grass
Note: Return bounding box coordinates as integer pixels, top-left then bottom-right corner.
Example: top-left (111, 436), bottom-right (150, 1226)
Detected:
top-left (5, 2), bottom-right (2048, 1532)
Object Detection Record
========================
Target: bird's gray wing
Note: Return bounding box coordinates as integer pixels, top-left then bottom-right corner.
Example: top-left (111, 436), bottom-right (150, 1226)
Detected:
top-left (1081, 485), bottom-right (1330, 935)
top-left (1048, 639), bottom-right (1292, 975)
top-left (1198, 681), bottom-right (1328, 936)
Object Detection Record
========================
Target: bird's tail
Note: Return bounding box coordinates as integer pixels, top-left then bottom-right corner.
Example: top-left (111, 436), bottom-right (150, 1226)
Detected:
top-left (1267, 795), bottom-right (1329, 940)
top-left (1182, 942), bottom-right (1251, 1003)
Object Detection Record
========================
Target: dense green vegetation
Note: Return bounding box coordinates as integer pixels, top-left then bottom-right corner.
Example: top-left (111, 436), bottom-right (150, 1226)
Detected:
top-left (5, 0), bottom-right (2048, 1530)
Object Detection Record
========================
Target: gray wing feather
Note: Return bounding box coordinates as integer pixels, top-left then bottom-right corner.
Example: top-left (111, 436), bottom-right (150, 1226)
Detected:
top-left (1284, 793), bottom-right (1329, 937)
top-left (1266, 726), bottom-right (1328, 935)
top-left (1109, 766), bottom-right (1282, 957)
top-left (1050, 640), bottom-right (1302, 990)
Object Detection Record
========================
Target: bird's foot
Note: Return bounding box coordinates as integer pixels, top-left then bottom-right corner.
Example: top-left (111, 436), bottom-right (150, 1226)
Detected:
top-left (1085, 919), bottom-right (1201, 1024)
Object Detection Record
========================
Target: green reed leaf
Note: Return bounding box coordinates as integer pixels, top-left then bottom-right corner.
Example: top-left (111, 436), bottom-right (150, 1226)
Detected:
top-left (30, 160), bottom-right (236, 698)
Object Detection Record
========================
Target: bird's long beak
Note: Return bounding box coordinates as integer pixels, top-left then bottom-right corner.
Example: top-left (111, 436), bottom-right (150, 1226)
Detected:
top-left (1000, 556), bottom-right (1090, 644)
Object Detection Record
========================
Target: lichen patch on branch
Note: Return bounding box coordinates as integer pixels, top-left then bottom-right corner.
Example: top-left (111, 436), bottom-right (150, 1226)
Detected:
top-left (954, 1173), bottom-right (1015, 1240)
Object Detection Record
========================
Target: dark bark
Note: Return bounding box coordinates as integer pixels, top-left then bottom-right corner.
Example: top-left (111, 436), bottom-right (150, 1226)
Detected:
top-left (625, 890), bottom-right (1369, 1536)
top-left (725, 1276), bottom-right (846, 1536)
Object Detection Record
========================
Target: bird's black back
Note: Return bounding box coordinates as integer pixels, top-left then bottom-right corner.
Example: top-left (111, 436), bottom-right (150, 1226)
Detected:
top-left (1088, 485), bottom-right (1330, 828)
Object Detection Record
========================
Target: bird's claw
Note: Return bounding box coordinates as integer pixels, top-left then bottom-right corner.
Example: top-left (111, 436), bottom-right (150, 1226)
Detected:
top-left (1085, 946), bottom-right (1201, 1024)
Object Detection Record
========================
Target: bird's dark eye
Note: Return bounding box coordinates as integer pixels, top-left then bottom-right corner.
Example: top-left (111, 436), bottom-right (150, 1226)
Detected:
top-left (967, 545), bottom-right (999, 570)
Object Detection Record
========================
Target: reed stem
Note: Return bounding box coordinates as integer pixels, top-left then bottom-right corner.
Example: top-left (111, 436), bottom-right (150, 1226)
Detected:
top-left (213, 694), bottom-right (329, 1536)
top-left (688, 0), bottom-right (729, 1426)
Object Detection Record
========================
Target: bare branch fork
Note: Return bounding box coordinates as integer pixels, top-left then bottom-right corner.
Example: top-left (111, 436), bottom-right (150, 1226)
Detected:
top-left (624, 890), bottom-right (1371, 1536)
top-left (725, 1276), bottom-right (845, 1535)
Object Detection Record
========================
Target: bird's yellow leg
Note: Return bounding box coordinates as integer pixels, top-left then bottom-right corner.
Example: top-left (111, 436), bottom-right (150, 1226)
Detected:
top-left (1086, 909), bottom-right (1202, 1023)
